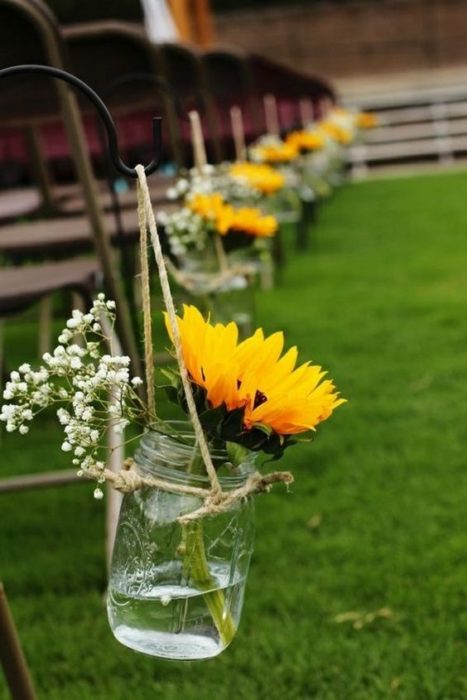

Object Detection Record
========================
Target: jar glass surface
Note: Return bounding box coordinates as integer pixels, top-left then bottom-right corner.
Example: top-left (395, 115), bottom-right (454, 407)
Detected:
top-left (107, 423), bottom-right (256, 660)
top-left (178, 260), bottom-right (256, 338)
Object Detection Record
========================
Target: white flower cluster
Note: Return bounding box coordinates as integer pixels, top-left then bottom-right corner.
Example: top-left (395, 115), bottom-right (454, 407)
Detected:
top-left (159, 164), bottom-right (259, 259)
top-left (157, 206), bottom-right (207, 257)
top-left (0, 294), bottom-right (145, 486)
top-left (166, 165), bottom-right (217, 201)
top-left (187, 164), bottom-right (258, 203)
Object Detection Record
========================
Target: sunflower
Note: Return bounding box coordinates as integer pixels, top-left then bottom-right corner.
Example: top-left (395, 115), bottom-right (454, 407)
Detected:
top-left (229, 162), bottom-right (285, 195)
top-left (188, 193), bottom-right (227, 226)
top-left (250, 141), bottom-right (299, 164)
top-left (188, 192), bottom-right (277, 238)
top-left (285, 130), bottom-right (325, 153)
top-left (232, 327), bottom-right (343, 434)
top-left (229, 207), bottom-right (277, 238)
top-left (356, 111), bottom-right (378, 129)
top-left (165, 306), bottom-right (345, 445)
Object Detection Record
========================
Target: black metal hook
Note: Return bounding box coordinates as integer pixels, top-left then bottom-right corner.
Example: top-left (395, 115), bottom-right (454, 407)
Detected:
top-left (0, 64), bottom-right (162, 178)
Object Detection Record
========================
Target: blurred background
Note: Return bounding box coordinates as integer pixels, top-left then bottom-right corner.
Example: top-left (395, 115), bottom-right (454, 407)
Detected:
top-left (44, 0), bottom-right (467, 97)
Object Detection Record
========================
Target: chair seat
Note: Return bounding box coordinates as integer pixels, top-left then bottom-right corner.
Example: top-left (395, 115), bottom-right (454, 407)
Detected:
top-left (0, 175), bottom-right (175, 223)
top-left (0, 202), bottom-right (178, 256)
top-left (58, 176), bottom-right (175, 216)
top-left (0, 257), bottom-right (100, 315)
top-left (0, 189), bottom-right (42, 222)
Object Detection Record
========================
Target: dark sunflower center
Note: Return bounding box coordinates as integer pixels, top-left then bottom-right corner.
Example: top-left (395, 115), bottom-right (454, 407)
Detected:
top-left (253, 390), bottom-right (268, 409)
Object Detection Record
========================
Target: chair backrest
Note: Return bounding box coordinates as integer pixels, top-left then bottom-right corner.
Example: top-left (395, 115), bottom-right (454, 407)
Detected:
top-left (201, 46), bottom-right (338, 147)
top-left (64, 20), bottom-right (183, 166)
top-left (158, 41), bottom-right (222, 163)
top-left (0, 0), bottom-right (142, 376)
top-left (200, 45), bottom-right (263, 158)
top-left (0, 0), bottom-right (67, 124)
top-left (247, 53), bottom-right (336, 127)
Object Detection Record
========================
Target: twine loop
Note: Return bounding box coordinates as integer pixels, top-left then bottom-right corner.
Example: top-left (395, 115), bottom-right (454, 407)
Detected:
top-left (87, 165), bottom-right (293, 521)
top-left (165, 258), bottom-right (257, 295)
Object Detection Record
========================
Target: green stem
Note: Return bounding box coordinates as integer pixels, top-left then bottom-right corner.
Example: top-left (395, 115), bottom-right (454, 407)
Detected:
top-left (180, 521), bottom-right (236, 647)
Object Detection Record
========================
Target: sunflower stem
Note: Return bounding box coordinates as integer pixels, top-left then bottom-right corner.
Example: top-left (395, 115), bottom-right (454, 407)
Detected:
top-left (180, 521), bottom-right (236, 647)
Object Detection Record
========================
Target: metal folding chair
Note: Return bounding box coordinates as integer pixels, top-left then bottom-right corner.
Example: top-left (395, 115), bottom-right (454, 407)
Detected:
top-left (0, 582), bottom-right (37, 700)
top-left (0, 0), bottom-right (142, 375)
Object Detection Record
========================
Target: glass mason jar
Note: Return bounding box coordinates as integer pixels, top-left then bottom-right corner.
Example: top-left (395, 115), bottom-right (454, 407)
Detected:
top-left (262, 184), bottom-right (303, 225)
top-left (107, 424), bottom-right (256, 660)
top-left (178, 245), bottom-right (256, 338)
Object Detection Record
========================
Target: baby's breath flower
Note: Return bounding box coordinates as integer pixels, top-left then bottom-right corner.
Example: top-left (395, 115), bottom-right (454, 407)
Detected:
top-left (0, 294), bottom-right (147, 492)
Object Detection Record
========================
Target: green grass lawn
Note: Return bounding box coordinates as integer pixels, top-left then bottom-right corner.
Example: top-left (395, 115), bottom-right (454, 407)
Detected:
top-left (2, 170), bottom-right (467, 699)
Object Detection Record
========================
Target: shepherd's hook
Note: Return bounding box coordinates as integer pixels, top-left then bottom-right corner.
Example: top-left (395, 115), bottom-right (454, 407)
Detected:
top-left (0, 64), bottom-right (162, 178)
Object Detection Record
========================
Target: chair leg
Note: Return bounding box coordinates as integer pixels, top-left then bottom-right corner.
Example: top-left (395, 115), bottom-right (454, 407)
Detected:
top-left (24, 126), bottom-right (58, 217)
top-left (71, 292), bottom-right (86, 348)
top-left (0, 583), bottom-right (37, 700)
top-left (106, 414), bottom-right (124, 572)
top-left (38, 296), bottom-right (53, 358)
top-left (99, 311), bottom-right (124, 571)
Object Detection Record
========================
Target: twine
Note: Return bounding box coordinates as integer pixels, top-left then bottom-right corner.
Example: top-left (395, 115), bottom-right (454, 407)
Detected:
top-left (135, 164), bottom-right (223, 503)
top-left (165, 257), bottom-right (257, 295)
top-left (136, 180), bottom-right (155, 417)
top-left (86, 459), bottom-right (294, 524)
top-left (90, 164), bottom-right (294, 522)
